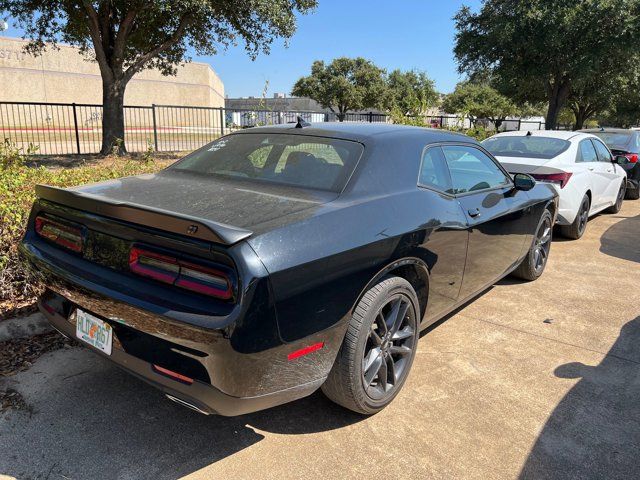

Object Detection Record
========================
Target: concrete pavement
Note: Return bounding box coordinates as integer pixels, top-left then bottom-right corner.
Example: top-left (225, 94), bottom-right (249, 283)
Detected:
top-left (1, 200), bottom-right (638, 480)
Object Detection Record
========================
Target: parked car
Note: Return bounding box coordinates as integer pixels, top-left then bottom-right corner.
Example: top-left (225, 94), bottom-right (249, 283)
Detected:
top-left (582, 128), bottom-right (640, 200)
top-left (21, 122), bottom-right (558, 416)
top-left (483, 131), bottom-right (628, 240)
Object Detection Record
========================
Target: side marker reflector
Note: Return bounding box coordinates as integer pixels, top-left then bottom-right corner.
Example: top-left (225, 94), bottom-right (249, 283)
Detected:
top-left (287, 342), bottom-right (325, 361)
top-left (153, 364), bottom-right (194, 385)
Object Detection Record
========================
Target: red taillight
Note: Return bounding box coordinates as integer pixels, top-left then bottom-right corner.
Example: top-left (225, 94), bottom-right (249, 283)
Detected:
top-left (129, 247), bottom-right (179, 284)
top-left (152, 365), bottom-right (194, 385)
top-left (35, 215), bottom-right (83, 252)
top-left (129, 246), bottom-right (233, 300)
top-left (531, 172), bottom-right (573, 189)
top-left (625, 153), bottom-right (638, 163)
top-left (287, 342), bottom-right (325, 361)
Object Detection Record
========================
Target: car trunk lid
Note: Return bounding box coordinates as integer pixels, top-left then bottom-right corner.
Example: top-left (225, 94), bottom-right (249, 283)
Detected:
top-left (37, 169), bottom-right (336, 245)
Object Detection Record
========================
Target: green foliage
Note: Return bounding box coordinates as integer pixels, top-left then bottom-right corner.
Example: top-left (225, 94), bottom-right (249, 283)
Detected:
top-left (292, 57), bottom-right (387, 119)
top-left (0, 158), bottom-right (169, 306)
top-left (388, 113), bottom-right (491, 141)
top-left (0, 139), bottom-right (38, 169)
top-left (442, 82), bottom-right (517, 128)
top-left (453, 0), bottom-right (640, 129)
top-left (383, 70), bottom-right (439, 116)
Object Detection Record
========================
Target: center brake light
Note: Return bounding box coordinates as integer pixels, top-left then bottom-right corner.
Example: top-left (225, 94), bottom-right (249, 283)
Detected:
top-left (35, 215), bottom-right (83, 252)
top-left (530, 172), bottom-right (573, 189)
top-left (129, 246), bottom-right (233, 300)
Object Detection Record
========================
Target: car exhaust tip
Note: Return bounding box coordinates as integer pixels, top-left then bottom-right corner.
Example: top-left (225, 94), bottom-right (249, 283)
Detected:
top-left (165, 394), bottom-right (210, 415)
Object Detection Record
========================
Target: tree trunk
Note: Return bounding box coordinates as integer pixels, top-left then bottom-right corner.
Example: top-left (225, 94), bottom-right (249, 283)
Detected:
top-left (545, 77), bottom-right (571, 130)
top-left (101, 80), bottom-right (127, 155)
top-left (337, 112), bottom-right (346, 122)
top-left (573, 105), bottom-right (588, 131)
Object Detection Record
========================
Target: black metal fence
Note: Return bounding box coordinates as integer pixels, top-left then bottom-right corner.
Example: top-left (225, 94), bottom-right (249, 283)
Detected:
top-left (0, 101), bottom-right (548, 156)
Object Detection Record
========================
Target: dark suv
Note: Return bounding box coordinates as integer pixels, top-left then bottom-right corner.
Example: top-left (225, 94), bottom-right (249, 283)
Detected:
top-left (583, 128), bottom-right (640, 199)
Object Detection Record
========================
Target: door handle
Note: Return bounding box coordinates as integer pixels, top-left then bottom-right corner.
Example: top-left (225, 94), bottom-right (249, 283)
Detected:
top-left (468, 208), bottom-right (481, 218)
top-left (588, 167), bottom-right (595, 171)
top-left (607, 169), bottom-right (613, 172)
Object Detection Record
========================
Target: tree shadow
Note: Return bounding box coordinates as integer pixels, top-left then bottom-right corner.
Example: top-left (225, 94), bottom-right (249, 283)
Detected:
top-left (0, 347), bottom-right (363, 480)
top-left (599, 214), bottom-right (640, 263)
top-left (519, 316), bottom-right (640, 479)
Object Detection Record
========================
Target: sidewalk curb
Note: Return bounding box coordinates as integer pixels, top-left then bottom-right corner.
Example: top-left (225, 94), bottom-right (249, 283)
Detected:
top-left (0, 312), bottom-right (52, 342)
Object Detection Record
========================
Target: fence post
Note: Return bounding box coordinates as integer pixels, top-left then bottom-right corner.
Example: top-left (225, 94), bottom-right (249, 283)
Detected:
top-left (219, 107), bottom-right (225, 136)
top-left (368, 111), bottom-right (373, 123)
top-left (151, 104), bottom-right (159, 151)
top-left (72, 103), bottom-right (81, 154)
top-left (518, 119), bottom-right (522, 131)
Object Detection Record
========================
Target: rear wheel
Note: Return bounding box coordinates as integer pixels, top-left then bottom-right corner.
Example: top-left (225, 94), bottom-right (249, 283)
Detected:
top-left (322, 276), bottom-right (419, 415)
top-left (606, 182), bottom-right (626, 214)
top-left (512, 210), bottom-right (553, 281)
top-left (626, 184), bottom-right (639, 200)
top-left (559, 194), bottom-right (590, 240)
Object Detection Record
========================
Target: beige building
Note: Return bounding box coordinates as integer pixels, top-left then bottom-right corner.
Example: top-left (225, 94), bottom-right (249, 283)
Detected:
top-left (0, 36), bottom-right (225, 107)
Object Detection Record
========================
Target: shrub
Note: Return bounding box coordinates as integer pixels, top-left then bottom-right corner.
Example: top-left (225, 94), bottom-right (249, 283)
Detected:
top-left (0, 156), bottom-right (171, 314)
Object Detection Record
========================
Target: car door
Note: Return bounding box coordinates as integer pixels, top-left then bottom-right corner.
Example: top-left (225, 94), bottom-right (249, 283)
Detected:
top-left (417, 145), bottom-right (468, 322)
top-left (440, 144), bottom-right (534, 299)
top-left (592, 138), bottom-right (623, 205)
top-left (577, 139), bottom-right (607, 210)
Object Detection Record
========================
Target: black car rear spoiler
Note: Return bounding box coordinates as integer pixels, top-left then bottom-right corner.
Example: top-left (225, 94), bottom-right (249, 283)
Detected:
top-left (35, 184), bottom-right (253, 245)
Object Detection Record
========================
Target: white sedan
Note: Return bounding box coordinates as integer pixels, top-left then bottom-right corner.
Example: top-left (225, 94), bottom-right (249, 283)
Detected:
top-left (483, 131), bottom-right (628, 239)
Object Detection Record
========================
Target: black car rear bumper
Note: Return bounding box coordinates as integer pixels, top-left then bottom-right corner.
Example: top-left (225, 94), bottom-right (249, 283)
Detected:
top-left (20, 237), bottom-right (344, 416)
top-left (39, 299), bottom-right (324, 416)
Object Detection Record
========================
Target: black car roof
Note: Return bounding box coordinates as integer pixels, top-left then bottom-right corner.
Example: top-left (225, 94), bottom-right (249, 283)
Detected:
top-left (230, 122), bottom-right (473, 144)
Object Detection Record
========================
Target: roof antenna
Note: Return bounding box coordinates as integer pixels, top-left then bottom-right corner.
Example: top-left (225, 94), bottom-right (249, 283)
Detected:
top-left (526, 131), bottom-right (532, 136)
top-left (295, 116), bottom-right (311, 128)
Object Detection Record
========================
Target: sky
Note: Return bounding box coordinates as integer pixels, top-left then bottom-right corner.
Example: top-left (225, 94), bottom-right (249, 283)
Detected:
top-left (1, 0), bottom-right (482, 98)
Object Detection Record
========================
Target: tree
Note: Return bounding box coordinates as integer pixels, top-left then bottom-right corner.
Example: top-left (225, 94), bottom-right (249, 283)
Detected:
top-left (453, 0), bottom-right (640, 130)
top-left (568, 57), bottom-right (639, 130)
top-left (1, 1), bottom-right (317, 154)
top-left (382, 69), bottom-right (438, 116)
top-left (292, 57), bottom-right (386, 121)
top-left (442, 82), bottom-right (517, 129)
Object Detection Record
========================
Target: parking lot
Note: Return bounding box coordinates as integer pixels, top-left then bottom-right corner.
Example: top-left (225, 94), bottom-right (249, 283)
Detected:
top-left (0, 199), bottom-right (638, 480)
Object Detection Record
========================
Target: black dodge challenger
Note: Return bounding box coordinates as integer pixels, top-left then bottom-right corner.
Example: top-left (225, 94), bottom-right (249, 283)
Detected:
top-left (20, 122), bottom-right (557, 416)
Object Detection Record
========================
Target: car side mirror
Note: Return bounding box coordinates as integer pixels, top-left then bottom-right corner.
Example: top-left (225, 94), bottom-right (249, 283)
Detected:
top-left (513, 173), bottom-right (536, 191)
top-left (615, 155), bottom-right (630, 166)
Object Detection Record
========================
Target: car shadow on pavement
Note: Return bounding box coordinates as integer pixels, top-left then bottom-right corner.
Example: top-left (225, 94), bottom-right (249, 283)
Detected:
top-left (518, 316), bottom-right (640, 480)
top-left (599, 213), bottom-right (640, 263)
top-left (0, 347), bottom-right (363, 480)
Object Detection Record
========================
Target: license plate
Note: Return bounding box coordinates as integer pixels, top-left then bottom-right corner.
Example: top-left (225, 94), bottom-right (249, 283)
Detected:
top-left (75, 309), bottom-right (113, 355)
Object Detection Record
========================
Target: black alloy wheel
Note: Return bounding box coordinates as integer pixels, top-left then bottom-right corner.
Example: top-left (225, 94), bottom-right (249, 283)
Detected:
top-left (321, 276), bottom-right (420, 415)
top-left (532, 215), bottom-right (552, 275)
top-left (362, 294), bottom-right (417, 401)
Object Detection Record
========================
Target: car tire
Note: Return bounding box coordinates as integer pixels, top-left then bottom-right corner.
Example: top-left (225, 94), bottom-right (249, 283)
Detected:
top-left (512, 209), bottom-right (553, 281)
top-left (321, 276), bottom-right (420, 415)
top-left (559, 194), bottom-right (590, 240)
top-left (625, 185), bottom-right (640, 200)
top-left (606, 182), bottom-right (626, 214)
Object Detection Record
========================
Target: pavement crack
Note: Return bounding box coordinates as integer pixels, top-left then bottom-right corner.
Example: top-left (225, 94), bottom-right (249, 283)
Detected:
top-left (472, 317), bottom-right (640, 365)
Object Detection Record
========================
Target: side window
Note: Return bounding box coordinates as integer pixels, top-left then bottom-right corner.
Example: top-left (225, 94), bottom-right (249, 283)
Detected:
top-left (441, 145), bottom-right (510, 195)
top-left (419, 146), bottom-right (452, 193)
top-left (578, 140), bottom-right (598, 162)
top-left (592, 140), bottom-right (612, 162)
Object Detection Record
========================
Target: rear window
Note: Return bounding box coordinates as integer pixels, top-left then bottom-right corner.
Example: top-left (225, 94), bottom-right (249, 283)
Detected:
top-left (591, 132), bottom-right (632, 149)
top-left (170, 133), bottom-right (363, 192)
top-left (482, 136), bottom-right (571, 159)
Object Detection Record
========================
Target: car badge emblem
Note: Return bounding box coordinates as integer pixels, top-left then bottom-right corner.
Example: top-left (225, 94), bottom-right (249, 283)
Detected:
top-left (187, 225), bottom-right (198, 235)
